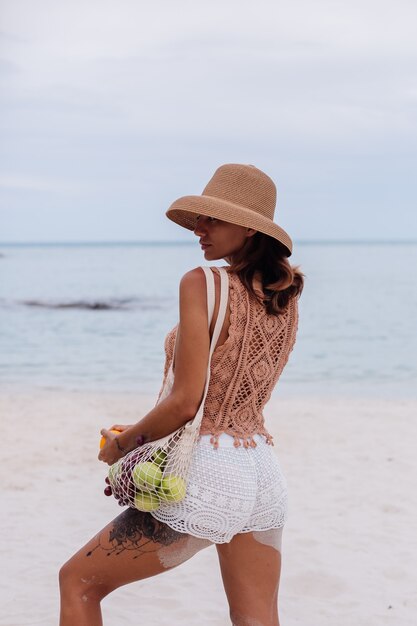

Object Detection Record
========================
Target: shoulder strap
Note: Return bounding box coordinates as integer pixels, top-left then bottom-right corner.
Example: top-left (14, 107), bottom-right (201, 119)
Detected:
top-left (207, 267), bottom-right (228, 358)
top-left (189, 266), bottom-right (229, 431)
top-left (200, 266), bottom-right (216, 326)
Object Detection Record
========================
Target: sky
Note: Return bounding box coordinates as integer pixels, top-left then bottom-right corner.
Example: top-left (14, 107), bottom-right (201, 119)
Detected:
top-left (0, 0), bottom-right (416, 243)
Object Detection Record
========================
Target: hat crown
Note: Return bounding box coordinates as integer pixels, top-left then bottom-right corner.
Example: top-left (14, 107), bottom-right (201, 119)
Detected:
top-left (202, 164), bottom-right (276, 220)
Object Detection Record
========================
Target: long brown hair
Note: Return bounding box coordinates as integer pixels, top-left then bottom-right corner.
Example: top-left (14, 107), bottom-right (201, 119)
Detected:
top-left (228, 232), bottom-right (304, 315)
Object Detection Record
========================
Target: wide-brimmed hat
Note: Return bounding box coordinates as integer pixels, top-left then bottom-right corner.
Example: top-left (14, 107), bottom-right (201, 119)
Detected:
top-left (166, 163), bottom-right (292, 256)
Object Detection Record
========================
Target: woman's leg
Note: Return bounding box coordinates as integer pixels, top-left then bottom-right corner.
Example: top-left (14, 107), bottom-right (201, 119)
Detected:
top-left (216, 528), bottom-right (283, 626)
top-left (59, 508), bottom-right (212, 626)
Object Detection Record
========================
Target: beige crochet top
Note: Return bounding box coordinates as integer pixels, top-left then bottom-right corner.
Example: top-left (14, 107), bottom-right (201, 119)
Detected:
top-left (158, 268), bottom-right (299, 448)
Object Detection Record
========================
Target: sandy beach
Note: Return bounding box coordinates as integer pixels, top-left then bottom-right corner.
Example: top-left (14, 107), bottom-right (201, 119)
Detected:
top-left (0, 390), bottom-right (416, 625)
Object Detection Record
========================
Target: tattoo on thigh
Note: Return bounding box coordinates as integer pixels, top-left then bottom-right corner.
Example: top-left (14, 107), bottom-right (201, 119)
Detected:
top-left (86, 509), bottom-right (183, 560)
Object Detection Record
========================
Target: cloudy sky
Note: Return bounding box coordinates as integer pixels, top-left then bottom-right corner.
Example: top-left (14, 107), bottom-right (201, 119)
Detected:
top-left (0, 0), bottom-right (416, 242)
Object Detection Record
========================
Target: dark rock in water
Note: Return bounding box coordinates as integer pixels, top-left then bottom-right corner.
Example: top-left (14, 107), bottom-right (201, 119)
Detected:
top-left (18, 296), bottom-right (168, 311)
top-left (21, 298), bottom-right (135, 311)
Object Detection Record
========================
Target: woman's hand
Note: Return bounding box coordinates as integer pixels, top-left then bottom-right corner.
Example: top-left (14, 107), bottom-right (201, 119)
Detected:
top-left (98, 428), bottom-right (126, 465)
top-left (109, 423), bottom-right (132, 433)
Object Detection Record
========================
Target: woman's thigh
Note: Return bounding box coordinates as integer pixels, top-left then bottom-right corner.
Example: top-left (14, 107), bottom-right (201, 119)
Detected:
top-left (60, 507), bottom-right (212, 598)
top-left (216, 528), bottom-right (283, 626)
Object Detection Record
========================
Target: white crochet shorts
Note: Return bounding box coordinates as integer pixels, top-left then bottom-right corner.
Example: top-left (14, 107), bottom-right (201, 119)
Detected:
top-left (151, 433), bottom-right (288, 544)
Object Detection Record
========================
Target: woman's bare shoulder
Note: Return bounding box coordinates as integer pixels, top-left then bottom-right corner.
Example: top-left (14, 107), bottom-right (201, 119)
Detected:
top-left (177, 268), bottom-right (208, 316)
top-left (179, 266), bottom-right (232, 304)
top-left (180, 264), bottom-right (228, 283)
top-left (179, 267), bottom-right (207, 293)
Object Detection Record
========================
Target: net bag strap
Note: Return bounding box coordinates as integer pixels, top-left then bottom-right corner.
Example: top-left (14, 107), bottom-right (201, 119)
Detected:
top-left (202, 266), bottom-right (216, 326)
top-left (188, 266), bottom-right (229, 433)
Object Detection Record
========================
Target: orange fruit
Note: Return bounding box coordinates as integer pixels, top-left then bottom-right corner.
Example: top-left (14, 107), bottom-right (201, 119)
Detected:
top-left (99, 428), bottom-right (122, 449)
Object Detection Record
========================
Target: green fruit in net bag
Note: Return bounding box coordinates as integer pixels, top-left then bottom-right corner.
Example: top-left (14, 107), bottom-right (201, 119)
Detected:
top-left (134, 491), bottom-right (160, 512)
top-left (152, 449), bottom-right (168, 467)
top-left (108, 463), bottom-right (120, 485)
top-left (132, 462), bottom-right (163, 489)
top-left (159, 476), bottom-right (187, 502)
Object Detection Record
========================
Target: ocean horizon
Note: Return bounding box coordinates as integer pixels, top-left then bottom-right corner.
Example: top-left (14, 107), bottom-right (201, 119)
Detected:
top-left (1, 239), bottom-right (416, 247)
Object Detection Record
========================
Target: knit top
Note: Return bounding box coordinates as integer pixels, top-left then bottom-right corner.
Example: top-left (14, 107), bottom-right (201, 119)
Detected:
top-left (158, 268), bottom-right (299, 448)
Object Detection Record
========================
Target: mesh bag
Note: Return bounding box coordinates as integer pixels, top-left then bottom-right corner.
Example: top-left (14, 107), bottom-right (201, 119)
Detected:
top-left (107, 266), bottom-right (229, 512)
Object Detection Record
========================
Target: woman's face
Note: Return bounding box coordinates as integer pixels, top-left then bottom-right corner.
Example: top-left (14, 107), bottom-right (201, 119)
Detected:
top-left (193, 215), bottom-right (256, 263)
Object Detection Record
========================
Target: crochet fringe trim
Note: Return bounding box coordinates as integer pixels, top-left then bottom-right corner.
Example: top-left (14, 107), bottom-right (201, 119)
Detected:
top-left (206, 431), bottom-right (274, 449)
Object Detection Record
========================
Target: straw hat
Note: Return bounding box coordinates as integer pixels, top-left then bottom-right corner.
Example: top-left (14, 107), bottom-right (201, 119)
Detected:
top-left (166, 163), bottom-right (292, 256)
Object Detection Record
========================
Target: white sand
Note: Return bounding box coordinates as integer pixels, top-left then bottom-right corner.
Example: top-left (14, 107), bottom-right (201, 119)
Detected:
top-left (0, 390), bottom-right (416, 625)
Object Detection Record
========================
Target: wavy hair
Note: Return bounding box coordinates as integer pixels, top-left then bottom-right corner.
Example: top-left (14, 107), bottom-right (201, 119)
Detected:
top-left (228, 232), bottom-right (304, 315)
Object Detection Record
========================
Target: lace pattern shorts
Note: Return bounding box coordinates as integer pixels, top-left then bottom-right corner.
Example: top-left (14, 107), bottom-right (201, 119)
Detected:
top-left (151, 433), bottom-right (288, 544)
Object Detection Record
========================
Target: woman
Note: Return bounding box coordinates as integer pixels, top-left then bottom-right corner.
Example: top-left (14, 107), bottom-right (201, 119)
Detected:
top-left (59, 163), bottom-right (303, 626)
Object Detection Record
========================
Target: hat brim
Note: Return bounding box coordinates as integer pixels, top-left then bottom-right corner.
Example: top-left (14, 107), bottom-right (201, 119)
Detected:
top-left (166, 194), bottom-right (292, 256)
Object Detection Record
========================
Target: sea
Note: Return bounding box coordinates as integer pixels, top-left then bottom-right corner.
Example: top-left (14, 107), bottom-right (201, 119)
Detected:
top-left (0, 241), bottom-right (416, 399)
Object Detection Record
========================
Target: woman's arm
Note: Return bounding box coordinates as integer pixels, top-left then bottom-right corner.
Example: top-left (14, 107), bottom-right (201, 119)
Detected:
top-left (98, 267), bottom-right (211, 464)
